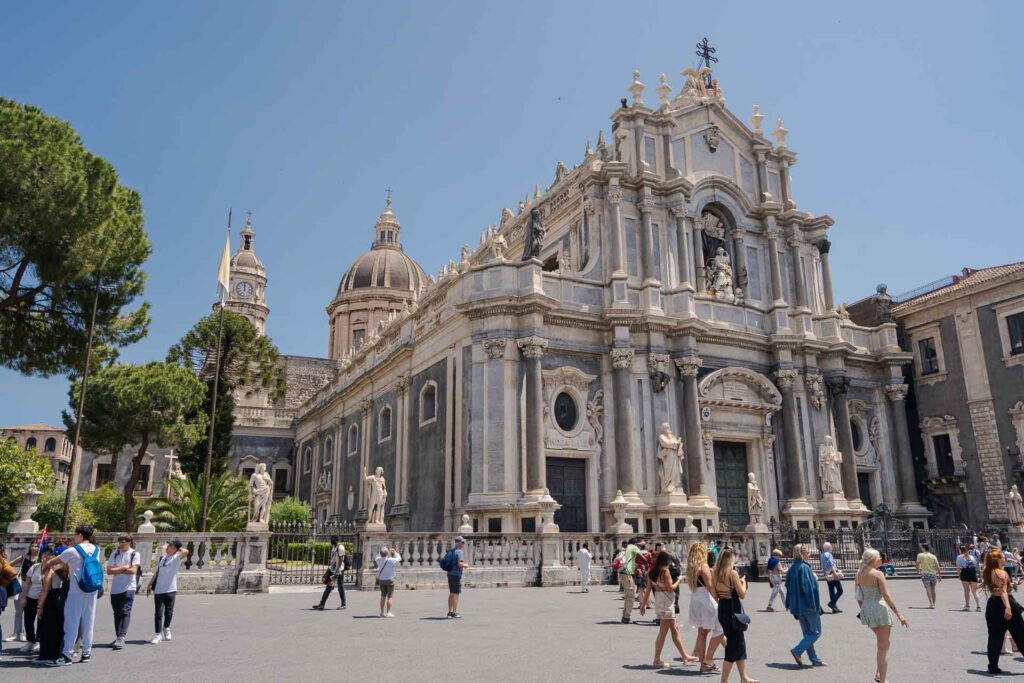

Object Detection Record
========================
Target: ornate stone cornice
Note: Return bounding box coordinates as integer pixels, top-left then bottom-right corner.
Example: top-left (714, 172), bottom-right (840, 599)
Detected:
top-left (884, 382), bottom-right (909, 402)
top-left (610, 347), bottom-right (635, 370)
top-left (516, 336), bottom-right (548, 359)
top-left (826, 375), bottom-right (851, 397)
top-left (483, 338), bottom-right (508, 360)
top-left (774, 369), bottom-right (798, 389)
top-left (673, 356), bottom-right (702, 377)
top-left (647, 353), bottom-right (670, 374)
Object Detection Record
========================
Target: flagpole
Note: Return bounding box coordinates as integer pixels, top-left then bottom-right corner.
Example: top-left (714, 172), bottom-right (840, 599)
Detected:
top-left (199, 210), bottom-right (231, 533)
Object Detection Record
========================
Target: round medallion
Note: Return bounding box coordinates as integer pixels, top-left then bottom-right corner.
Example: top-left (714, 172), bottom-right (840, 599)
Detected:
top-left (701, 406), bottom-right (712, 422)
top-left (553, 392), bottom-right (578, 432)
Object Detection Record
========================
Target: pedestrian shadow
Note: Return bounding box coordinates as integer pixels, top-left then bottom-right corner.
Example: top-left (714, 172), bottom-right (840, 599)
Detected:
top-left (352, 615), bottom-right (383, 619)
top-left (0, 658), bottom-right (39, 669)
top-left (765, 662), bottom-right (805, 671)
top-left (966, 669), bottom-right (1024, 676)
top-left (596, 620), bottom-right (628, 625)
top-left (419, 616), bottom-right (451, 621)
top-left (125, 639), bottom-right (151, 646)
top-left (654, 669), bottom-right (705, 677)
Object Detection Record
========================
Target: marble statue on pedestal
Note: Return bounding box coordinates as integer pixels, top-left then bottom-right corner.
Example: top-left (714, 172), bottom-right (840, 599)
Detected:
top-left (248, 463), bottom-right (274, 525)
top-left (656, 422), bottom-right (684, 494)
top-left (818, 435), bottom-right (844, 495)
top-left (1010, 485), bottom-right (1024, 527)
top-left (747, 473), bottom-right (766, 525)
top-left (364, 466), bottom-right (388, 526)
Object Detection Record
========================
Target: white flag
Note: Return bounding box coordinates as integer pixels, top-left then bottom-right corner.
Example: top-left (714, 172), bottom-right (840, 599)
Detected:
top-left (217, 231), bottom-right (231, 306)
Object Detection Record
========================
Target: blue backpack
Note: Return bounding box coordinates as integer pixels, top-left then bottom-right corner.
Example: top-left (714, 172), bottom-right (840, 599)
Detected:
top-left (439, 548), bottom-right (458, 572)
top-left (74, 545), bottom-right (104, 593)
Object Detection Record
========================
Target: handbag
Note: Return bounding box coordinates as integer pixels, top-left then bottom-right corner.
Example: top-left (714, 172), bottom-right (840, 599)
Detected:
top-left (322, 569), bottom-right (335, 586)
top-left (730, 585), bottom-right (751, 631)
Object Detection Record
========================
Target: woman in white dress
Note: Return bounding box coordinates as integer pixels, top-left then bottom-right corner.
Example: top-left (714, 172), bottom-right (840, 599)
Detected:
top-left (685, 542), bottom-right (725, 674)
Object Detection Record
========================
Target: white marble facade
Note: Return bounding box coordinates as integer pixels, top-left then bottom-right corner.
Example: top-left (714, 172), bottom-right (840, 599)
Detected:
top-left (277, 65), bottom-right (929, 534)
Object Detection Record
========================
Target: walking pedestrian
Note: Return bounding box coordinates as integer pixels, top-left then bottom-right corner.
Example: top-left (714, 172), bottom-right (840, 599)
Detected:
top-left (375, 545), bottom-right (401, 617)
top-left (445, 536), bottom-right (468, 619)
top-left (784, 544), bottom-right (826, 667)
top-left (982, 547), bottom-right (1024, 674)
top-left (46, 525), bottom-right (101, 665)
top-left (957, 544), bottom-right (981, 611)
top-left (36, 549), bottom-right (67, 666)
top-left (577, 542), bottom-right (593, 593)
top-left (0, 542), bottom-right (22, 654)
top-left (619, 538), bottom-right (643, 624)
top-left (5, 541), bottom-right (38, 645)
top-left (18, 546), bottom-right (44, 655)
top-left (313, 536), bottom-right (348, 610)
top-left (821, 541), bottom-right (844, 613)
top-left (654, 542), bottom-right (683, 614)
top-left (711, 548), bottom-right (756, 683)
top-left (146, 540), bottom-right (190, 644)
top-left (638, 550), bottom-right (700, 669)
top-left (684, 541), bottom-right (724, 674)
top-left (855, 548), bottom-right (909, 683)
top-left (106, 533), bottom-right (141, 649)
top-left (915, 543), bottom-right (941, 608)
top-left (765, 549), bottom-right (786, 611)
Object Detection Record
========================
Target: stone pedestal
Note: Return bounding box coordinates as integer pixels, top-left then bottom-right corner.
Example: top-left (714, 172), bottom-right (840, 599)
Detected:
top-left (815, 493), bottom-right (871, 528)
top-left (363, 522), bottom-right (387, 534)
top-left (7, 486), bottom-right (42, 535)
top-left (236, 529), bottom-right (271, 593)
top-left (653, 490), bottom-right (692, 533)
top-left (783, 498), bottom-right (817, 528)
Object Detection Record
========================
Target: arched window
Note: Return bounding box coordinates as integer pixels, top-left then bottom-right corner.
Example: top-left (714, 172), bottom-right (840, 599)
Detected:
top-left (419, 381), bottom-right (438, 427)
top-left (44, 437), bottom-right (57, 453)
top-left (25, 437), bottom-right (36, 452)
top-left (378, 406), bottom-right (392, 443)
top-left (323, 437), bottom-right (333, 465)
top-left (348, 424), bottom-right (359, 456)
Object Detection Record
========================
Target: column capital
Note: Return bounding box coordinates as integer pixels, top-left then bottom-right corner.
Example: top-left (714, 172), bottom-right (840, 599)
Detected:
top-left (607, 189), bottom-right (623, 205)
top-left (670, 205), bottom-right (688, 219)
top-left (674, 356), bottom-right (702, 377)
top-left (638, 196), bottom-right (656, 213)
top-left (516, 336), bottom-right (548, 359)
top-left (360, 397), bottom-right (374, 416)
top-left (583, 201), bottom-right (596, 216)
top-left (647, 352), bottom-right (670, 374)
top-left (884, 382), bottom-right (909, 402)
top-left (483, 338), bottom-right (508, 360)
top-left (816, 238), bottom-right (832, 255)
top-left (610, 347), bottom-right (635, 370)
top-left (766, 228), bottom-right (781, 241)
top-left (395, 375), bottom-right (410, 398)
top-left (825, 375), bottom-right (850, 397)
top-left (774, 368), bottom-right (798, 389)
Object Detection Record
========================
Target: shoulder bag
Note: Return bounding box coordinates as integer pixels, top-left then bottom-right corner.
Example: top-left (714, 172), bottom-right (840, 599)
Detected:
top-left (730, 583), bottom-right (751, 631)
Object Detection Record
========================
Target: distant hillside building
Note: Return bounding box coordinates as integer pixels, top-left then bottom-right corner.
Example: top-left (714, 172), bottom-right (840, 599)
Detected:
top-left (2, 423), bottom-right (73, 488)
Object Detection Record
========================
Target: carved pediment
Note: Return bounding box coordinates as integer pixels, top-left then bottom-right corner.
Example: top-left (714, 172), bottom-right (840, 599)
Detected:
top-left (698, 367), bottom-right (782, 409)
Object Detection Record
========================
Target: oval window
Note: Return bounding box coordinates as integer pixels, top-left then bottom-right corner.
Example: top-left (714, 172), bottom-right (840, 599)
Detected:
top-left (851, 420), bottom-right (863, 452)
top-left (554, 392), bottom-right (578, 431)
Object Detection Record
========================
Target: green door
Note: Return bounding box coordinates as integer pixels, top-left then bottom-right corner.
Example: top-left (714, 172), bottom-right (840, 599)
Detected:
top-left (714, 441), bottom-right (749, 532)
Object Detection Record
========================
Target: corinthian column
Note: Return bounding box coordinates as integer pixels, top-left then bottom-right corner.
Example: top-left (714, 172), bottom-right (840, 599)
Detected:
top-left (817, 239), bottom-right (835, 311)
top-left (517, 336), bottom-right (548, 495)
top-left (671, 206), bottom-right (692, 289)
top-left (827, 375), bottom-right (860, 505)
top-left (767, 228), bottom-right (785, 304)
top-left (611, 347), bottom-right (638, 497)
top-left (607, 188), bottom-right (625, 275)
top-left (885, 382), bottom-right (919, 506)
top-left (692, 215), bottom-right (706, 294)
top-left (775, 369), bottom-right (807, 503)
top-left (674, 356), bottom-right (706, 498)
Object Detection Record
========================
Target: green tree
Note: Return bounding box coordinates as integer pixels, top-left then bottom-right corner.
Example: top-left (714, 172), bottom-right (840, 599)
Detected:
top-left (80, 483), bottom-right (130, 532)
top-left (269, 496), bottom-right (311, 527)
top-left (0, 439), bottom-right (55, 528)
top-left (33, 486), bottom-right (94, 532)
top-left (149, 472), bottom-right (248, 532)
top-left (167, 310), bottom-right (286, 479)
top-left (0, 97), bottom-right (151, 376)
top-left (65, 362), bottom-right (207, 531)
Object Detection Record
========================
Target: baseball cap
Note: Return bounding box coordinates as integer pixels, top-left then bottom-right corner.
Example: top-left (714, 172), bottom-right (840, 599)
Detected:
top-left (453, 536), bottom-right (466, 544)
top-left (169, 539), bottom-right (183, 550)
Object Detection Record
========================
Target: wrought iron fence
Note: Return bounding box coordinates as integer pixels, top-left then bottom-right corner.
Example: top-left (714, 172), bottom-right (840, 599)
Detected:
top-left (266, 521), bottom-right (360, 585)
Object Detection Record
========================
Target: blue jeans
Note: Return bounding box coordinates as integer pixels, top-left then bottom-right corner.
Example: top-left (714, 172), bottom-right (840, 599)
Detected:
top-left (826, 580), bottom-right (843, 608)
top-left (792, 610), bottom-right (822, 664)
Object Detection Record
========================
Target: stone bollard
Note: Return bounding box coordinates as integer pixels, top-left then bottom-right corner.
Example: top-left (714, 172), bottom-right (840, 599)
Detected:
top-left (137, 510), bottom-right (156, 533)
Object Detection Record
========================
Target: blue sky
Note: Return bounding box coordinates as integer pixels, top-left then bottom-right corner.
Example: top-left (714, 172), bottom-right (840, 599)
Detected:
top-left (2, 1), bottom-right (1022, 427)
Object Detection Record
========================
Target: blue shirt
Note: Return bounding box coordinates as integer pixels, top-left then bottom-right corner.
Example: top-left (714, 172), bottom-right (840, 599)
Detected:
top-left (766, 556), bottom-right (780, 572)
top-left (448, 547), bottom-right (465, 577)
top-left (822, 551), bottom-right (835, 577)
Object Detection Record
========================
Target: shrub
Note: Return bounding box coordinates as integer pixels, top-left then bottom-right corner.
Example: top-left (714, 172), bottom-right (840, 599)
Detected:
top-left (0, 439), bottom-right (55, 528)
top-left (282, 541), bottom-right (353, 565)
top-left (33, 486), bottom-right (95, 532)
top-left (269, 497), bottom-right (311, 527)
top-left (80, 484), bottom-right (130, 532)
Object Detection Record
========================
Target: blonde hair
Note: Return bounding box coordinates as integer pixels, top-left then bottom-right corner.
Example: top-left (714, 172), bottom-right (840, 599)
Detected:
top-left (860, 548), bottom-right (880, 572)
top-left (686, 542), bottom-right (708, 593)
top-left (792, 543), bottom-right (805, 560)
top-left (711, 547), bottom-right (736, 591)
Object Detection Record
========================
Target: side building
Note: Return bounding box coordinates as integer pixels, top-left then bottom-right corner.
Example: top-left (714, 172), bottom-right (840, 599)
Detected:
top-left (2, 423), bottom-right (73, 488)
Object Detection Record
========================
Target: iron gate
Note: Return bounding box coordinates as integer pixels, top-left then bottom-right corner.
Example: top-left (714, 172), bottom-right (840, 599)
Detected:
top-left (267, 521), bottom-right (360, 585)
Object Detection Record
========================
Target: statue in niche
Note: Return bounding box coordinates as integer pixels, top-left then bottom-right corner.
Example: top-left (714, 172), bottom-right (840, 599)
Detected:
top-left (650, 370), bottom-right (669, 393)
top-left (317, 469), bottom-right (331, 493)
top-left (1010, 485), bottom-right (1024, 528)
top-left (657, 423), bottom-right (684, 494)
top-left (248, 463), bottom-right (274, 525)
top-left (706, 247), bottom-right (735, 301)
top-left (521, 208), bottom-right (545, 261)
top-left (747, 473), bottom-right (766, 525)
top-left (818, 435), bottom-right (845, 495)
top-left (364, 466), bottom-right (388, 526)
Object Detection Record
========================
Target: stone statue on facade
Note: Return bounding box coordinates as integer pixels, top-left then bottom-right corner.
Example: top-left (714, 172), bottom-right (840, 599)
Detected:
top-left (707, 247), bottom-right (734, 300)
top-left (818, 435), bottom-right (845, 495)
top-left (521, 208), bottom-right (545, 261)
top-left (747, 473), bottom-right (766, 525)
top-left (248, 463), bottom-right (274, 525)
top-left (364, 465), bottom-right (388, 526)
top-left (1010, 485), bottom-right (1024, 528)
top-left (317, 469), bottom-right (331, 493)
top-left (874, 283), bottom-right (894, 323)
top-left (656, 422), bottom-right (684, 494)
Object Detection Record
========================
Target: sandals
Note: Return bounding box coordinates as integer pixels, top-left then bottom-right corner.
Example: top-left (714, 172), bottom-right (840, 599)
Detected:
top-left (653, 660), bottom-right (671, 669)
top-left (700, 662), bottom-right (721, 674)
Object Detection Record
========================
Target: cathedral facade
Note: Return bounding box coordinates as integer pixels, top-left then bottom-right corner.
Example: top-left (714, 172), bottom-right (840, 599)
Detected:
top-left (227, 66), bottom-right (930, 534)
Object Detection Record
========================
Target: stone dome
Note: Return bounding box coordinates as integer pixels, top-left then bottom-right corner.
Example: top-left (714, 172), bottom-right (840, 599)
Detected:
top-left (336, 199), bottom-right (426, 295)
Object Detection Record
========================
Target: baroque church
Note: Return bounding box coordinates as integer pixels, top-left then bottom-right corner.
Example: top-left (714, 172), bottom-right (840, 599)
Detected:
top-left (224, 65), bottom-right (930, 535)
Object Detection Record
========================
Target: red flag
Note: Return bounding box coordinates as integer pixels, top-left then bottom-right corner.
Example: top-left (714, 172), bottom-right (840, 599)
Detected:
top-left (37, 525), bottom-right (48, 551)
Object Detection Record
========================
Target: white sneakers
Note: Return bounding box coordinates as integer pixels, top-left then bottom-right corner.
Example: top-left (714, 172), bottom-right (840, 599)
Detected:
top-left (20, 642), bottom-right (40, 654)
top-left (163, 628), bottom-right (173, 641)
top-left (150, 634), bottom-right (163, 644)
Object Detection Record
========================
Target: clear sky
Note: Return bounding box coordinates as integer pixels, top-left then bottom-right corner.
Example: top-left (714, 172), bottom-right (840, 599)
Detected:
top-left (2, 1), bottom-right (1022, 428)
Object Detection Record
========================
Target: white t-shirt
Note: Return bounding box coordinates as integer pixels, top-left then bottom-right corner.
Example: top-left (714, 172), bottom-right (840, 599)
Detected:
top-left (154, 553), bottom-right (183, 594)
top-left (375, 553), bottom-right (401, 582)
top-left (26, 563), bottom-right (43, 600)
top-left (107, 547), bottom-right (141, 595)
top-left (58, 542), bottom-right (98, 596)
top-left (577, 548), bottom-right (593, 569)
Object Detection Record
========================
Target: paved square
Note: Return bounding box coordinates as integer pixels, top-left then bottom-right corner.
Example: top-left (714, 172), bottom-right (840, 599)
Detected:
top-left (0, 578), bottom-right (1007, 681)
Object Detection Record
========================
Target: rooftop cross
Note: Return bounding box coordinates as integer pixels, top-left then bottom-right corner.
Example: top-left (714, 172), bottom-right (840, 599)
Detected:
top-left (695, 37), bottom-right (718, 87)
top-left (385, 186), bottom-right (393, 204)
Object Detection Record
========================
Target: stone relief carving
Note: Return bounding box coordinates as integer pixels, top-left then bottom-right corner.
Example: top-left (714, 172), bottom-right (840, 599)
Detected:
top-left (483, 338), bottom-right (507, 360)
top-left (317, 469), bottom-right (332, 493)
top-left (761, 433), bottom-right (776, 469)
top-left (586, 390), bottom-right (604, 476)
top-left (542, 367), bottom-right (598, 451)
top-left (884, 383), bottom-right (909, 402)
top-left (517, 336), bottom-right (548, 359)
top-left (702, 430), bottom-right (714, 471)
top-left (703, 125), bottom-right (721, 153)
top-left (648, 353), bottom-right (670, 393)
top-left (868, 416), bottom-right (880, 451)
top-left (700, 367), bottom-right (783, 407)
top-left (805, 374), bottom-right (824, 410)
top-left (610, 347), bottom-right (634, 370)
top-left (706, 247), bottom-right (734, 302)
top-left (674, 356), bottom-right (702, 377)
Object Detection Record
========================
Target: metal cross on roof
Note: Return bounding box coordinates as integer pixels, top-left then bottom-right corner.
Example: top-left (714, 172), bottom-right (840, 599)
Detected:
top-left (695, 37), bottom-right (718, 87)
top-left (385, 187), bottom-right (393, 201)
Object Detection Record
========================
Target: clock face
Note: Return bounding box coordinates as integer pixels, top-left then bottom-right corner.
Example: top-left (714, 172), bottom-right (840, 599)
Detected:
top-left (235, 281), bottom-right (253, 298)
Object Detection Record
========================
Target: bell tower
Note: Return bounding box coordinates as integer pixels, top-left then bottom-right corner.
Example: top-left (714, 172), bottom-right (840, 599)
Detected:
top-left (224, 214), bottom-right (269, 334)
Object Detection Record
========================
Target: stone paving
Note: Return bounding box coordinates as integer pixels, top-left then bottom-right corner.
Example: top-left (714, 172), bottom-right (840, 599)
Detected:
top-left (0, 578), bottom-right (1009, 681)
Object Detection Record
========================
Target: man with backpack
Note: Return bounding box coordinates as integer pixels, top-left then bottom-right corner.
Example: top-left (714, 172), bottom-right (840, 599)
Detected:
top-left (441, 536), bottom-right (468, 619)
top-left (46, 525), bottom-right (101, 665)
top-left (313, 536), bottom-right (349, 611)
top-left (106, 533), bottom-right (142, 650)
